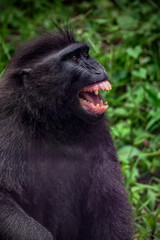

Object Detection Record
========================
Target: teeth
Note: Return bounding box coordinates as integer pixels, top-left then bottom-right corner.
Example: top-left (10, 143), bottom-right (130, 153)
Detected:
top-left (95, 90), bottom-right (98, 95)
top-left (103, 82), bottom-right (108, 90)
top-left (80, 98), bottom-right (87, 103)
top-left (82, 81), bottom-right (112, 93)
top-left (106, 81), bottom-right (112, 90)
top-left (100, 81), bottom-right (112, 91)
top-left (96, 104), bottom-right (99, 108)
top-left (82, 81), bottom-right (112, 92)
top-left (108, 82), bottom-right (112, 90)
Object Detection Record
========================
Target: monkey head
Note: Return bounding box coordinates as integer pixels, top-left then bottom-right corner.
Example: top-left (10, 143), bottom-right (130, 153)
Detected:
top-left (1, 30), bottom-right (111, 126)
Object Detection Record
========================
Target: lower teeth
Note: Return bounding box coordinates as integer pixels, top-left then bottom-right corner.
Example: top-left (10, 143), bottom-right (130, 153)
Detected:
top-left (80, 98), bottom-right (106, 108)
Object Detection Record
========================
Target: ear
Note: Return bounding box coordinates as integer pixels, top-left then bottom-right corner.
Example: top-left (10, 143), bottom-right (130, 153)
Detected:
top-left (16, 68), bottom-right (33, 87)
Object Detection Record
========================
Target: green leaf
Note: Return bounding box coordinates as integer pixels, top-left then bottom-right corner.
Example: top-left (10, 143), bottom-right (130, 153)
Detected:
top-left (147, 190), bottom-right (156, 211)
top-left (95, 19), bottom-right (108, 24)
top-left (114, 107), bottom-right (130, 117)
top-left (144, 85), bottom-right (160, 107)
top-left (132, 68), bottom-right (147, 79)
top-left (117, 15), bottom-right (138, 29)
top-left (126, 46), bottom-right (142, 59)
top-left (146, 109), bottom-right (160, 130)
top-left (118, 145), bottom-right (140, 162)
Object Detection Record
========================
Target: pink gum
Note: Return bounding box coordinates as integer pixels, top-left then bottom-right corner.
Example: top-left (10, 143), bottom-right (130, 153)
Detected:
top-left (82, 80), bottom-right (112, 91)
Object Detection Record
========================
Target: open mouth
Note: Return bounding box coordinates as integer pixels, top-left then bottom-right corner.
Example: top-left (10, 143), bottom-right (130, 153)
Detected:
top-left (78, 80), bottom-right (112, 115)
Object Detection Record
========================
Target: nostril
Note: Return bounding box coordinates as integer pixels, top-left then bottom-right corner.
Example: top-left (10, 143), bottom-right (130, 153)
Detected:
top-left (95, 72), bottom-right (101, 75)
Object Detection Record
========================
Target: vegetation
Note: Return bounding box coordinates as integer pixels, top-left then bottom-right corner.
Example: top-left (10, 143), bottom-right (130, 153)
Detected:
top-left (0, 0), bottom-right (160, 239)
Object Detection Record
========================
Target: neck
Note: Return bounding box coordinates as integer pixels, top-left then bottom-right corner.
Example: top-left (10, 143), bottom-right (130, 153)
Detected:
top-left (22, 109), bottom-right (108, 145)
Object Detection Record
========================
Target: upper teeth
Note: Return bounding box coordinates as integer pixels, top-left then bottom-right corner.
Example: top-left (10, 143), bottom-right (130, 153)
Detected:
top-left (82, 81), bottom-right (112, 93)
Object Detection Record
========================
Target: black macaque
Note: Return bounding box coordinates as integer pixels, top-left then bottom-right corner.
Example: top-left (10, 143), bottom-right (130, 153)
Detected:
top-left (0, 28), bottom-right (133, 240)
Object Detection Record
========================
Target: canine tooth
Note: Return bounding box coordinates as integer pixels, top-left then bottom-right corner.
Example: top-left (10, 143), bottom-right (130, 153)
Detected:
top-left (104, 84), bottom-right (109, 90)
top-left (107, 82), bottom-right (112, 90)
top-left (96, 104), bottom-right (99, 108)
top-left (95, 90), bottom-right (98, 95)
top-left (104, 81), bottom-right (111, 91)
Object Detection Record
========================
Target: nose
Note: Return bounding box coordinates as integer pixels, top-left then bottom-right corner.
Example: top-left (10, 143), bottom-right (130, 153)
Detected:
top-left (84, 58), bottom-right (109, 81)
top-left (94, 70), bottom-right (101, 75)
top-left (94, 66), bottom-right (109, 80)
top-left (86, 62), bottom-right (107, 75)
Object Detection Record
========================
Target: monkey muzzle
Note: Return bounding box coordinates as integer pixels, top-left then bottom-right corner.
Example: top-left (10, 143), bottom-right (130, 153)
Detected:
top-left (79, 80), bottom-right (112, 115)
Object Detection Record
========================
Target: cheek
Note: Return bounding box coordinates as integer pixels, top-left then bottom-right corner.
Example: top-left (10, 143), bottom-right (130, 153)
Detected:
top-left (65, 61), bottom-right (84, 78)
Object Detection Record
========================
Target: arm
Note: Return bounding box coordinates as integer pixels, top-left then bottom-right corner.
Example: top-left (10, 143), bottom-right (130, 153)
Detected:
top-left (0, 193), bottom-right (53, 240)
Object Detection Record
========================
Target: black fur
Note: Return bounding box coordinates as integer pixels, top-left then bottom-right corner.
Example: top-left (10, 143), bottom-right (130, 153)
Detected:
top-left (0, 29), bottom-right (133, 240)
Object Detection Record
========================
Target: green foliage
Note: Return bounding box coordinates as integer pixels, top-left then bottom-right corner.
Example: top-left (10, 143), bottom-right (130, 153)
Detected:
top-left (0, 0), bottom-right (160, 239)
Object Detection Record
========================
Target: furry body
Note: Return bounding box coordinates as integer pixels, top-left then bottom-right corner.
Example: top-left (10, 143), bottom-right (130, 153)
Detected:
top-left (0, 30), bottom-right (132, 240)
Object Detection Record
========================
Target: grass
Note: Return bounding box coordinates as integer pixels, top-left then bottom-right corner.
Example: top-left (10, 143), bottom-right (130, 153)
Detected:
top-left (0, 0), bottom-right (160, 239)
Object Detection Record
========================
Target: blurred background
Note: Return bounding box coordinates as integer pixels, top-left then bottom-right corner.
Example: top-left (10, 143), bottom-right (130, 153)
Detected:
top-left (0, 0), bottom-right (160, 239)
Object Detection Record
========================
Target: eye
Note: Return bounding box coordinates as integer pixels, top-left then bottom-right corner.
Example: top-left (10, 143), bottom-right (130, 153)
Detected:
top-left (72, 56), bottom-right (77, 61)
top-left (84, 52), bottom-right (89, 57)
